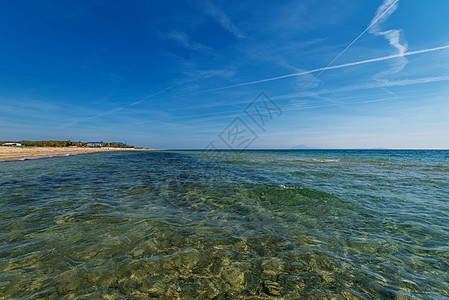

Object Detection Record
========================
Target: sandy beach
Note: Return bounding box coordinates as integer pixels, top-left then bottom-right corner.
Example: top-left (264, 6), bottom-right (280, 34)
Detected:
top-left (0, 146), bottom-right (152, 161)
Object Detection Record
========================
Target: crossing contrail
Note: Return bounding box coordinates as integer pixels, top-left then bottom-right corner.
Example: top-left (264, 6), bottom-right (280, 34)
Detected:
top-left (208, 44), bottom-right (449, 92)
top-left (314, 0), bottom-right (399, 81)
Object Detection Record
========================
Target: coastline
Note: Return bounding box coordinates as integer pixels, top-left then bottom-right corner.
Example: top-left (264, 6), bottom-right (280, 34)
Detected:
top-left (0, 146), bottom-right (156, 162)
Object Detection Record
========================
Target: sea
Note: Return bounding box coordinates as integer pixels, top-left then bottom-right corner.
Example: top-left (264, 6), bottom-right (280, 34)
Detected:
top-left (0, 150), bottom-right (448, 299)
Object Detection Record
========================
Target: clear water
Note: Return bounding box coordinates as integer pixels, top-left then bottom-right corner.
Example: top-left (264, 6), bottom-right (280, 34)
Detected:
top-left (0, 150), bottom-right (448, 299)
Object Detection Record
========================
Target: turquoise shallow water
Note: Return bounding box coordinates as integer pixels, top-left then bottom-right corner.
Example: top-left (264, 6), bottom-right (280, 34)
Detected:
top-left (0, 150), bottom-right (448, 299)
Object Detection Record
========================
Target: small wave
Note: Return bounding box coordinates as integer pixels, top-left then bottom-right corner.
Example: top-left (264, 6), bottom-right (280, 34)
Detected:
top-left (311, 158), bottom-right (340, 163)
top-left (0, 156), bottom-right (49, 163)
top-left (279, 184), bottom-right (304, 190)
top-left (0, 154), bottom-right (71, 163)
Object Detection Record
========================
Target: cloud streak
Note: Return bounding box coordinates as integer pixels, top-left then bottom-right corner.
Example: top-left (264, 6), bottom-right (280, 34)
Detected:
top-left (369, 0), bottom-right (408, 76)
top-left (312, 0), bottom-right (399, 80)
top-left (161, 31), bottom-right (209, 51)
top-left (202, 1), bottom-right (245, 38)
top-left (208, 44), bottom-right (449, 91)
top-left (206, 1), bottom-right (404, 93)
top-left (62, 85), bottom-right (176, 128)
top-left (275, 75), bottom-right (449, 102)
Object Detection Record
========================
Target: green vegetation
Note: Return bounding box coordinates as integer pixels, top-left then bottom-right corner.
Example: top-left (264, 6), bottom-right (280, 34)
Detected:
top-left (19, 140), bottom-right (80, 147)
top-left (103, 142), bottom-right (135, 148)
top-left (1, 140), bottom-right (135, 148)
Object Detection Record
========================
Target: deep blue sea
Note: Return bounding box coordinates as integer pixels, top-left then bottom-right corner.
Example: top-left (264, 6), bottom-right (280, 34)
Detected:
top-left (0, 150), bottom-right (448, 299)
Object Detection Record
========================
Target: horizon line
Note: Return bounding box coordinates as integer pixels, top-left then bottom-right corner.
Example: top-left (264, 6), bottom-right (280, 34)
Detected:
top-left (164, 148), bottom-right (449, 151)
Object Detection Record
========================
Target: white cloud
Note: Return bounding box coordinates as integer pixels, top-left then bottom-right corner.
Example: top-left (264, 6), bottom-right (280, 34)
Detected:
top-left (368, 0), bottom-right (408, 77)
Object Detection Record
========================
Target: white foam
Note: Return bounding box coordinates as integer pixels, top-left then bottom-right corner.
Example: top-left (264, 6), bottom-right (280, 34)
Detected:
top-left (0, 154), bottom-right (72, 163)
top-left (280, 184), bottom-right (304, 190)
top-left (311, 158), bottom-right (340, 163)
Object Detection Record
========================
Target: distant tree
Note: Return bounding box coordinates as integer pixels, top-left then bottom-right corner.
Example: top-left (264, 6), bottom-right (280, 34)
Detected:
top-left (9, 140), bottom-right (135, 148)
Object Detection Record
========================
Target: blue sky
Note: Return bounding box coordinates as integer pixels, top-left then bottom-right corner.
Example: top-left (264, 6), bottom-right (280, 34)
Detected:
top-left (1, 0), bottom-right (449, 149)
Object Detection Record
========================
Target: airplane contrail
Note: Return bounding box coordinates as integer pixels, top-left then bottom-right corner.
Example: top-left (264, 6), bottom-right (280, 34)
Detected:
top-left (208, 44), bottom-right (449, 92)
top-left (301, 0), bottom-right (399, 90)
top-left (314, 0), bottom-right (399, 80)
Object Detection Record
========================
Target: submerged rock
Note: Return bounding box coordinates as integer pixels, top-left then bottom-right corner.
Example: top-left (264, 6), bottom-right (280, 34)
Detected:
top-left (262, 280), bottom-right (283, 296)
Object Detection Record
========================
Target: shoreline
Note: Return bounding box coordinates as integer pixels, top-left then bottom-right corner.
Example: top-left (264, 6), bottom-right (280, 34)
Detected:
top-left (0, 146), bottom-right (157, 162)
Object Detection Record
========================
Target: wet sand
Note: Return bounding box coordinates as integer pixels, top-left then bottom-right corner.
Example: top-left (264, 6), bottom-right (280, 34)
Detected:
top-left (0, 146), bottom-right (153, 161)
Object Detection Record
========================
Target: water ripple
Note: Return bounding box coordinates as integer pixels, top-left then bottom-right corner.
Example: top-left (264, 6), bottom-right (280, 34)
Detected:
top-left (0, 150), bottom-right (448, 298)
